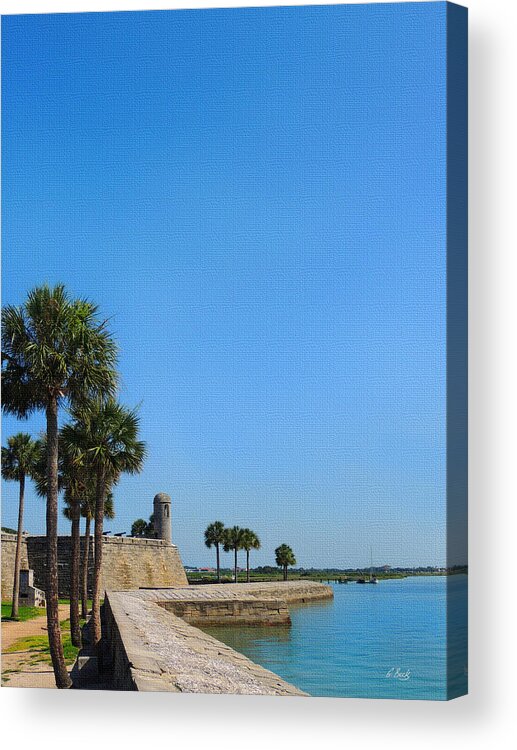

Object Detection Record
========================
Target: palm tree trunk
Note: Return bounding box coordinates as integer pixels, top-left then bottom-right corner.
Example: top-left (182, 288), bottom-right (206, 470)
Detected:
top-left (216, 544), bottom-right (221, 583)
top-left (46, 396), bottom-right (71, 688)
top-left (10, 473), bottom-right (25, 619)
top-left (246, 549), bottom-right (250, 583)
top-left (69, 497), bottom-right (82, 648)
top-left (284, 565), bottom-right (287, 581)
top-left (91, 468), bottom-right (106, 648)
top-left (81, 515), bottom-right (91, 619)
top-left (234, 547), bottom-right (238, 583)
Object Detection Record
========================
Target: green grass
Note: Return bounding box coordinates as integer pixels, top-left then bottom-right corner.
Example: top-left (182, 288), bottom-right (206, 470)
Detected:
top-left (1, 667), bottom-right (22, 684)
top-left (4, 617), bottom-right (84, 666)
top-left (2, 599), bottom-right (94, 622)
top-left (1, 601), bottom-right (47, 622)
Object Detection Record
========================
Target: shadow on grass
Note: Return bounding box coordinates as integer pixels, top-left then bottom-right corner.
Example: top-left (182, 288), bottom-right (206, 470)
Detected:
top-left (1, 602), bottom-right (47, 622)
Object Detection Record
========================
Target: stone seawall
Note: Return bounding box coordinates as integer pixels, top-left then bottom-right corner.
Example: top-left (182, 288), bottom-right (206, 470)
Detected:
top-left (1, 533), bottom-right (29, 598)
top-left (102, 590), bottom-right (306, 694)
top-left (2, 534), bottom-right (188, 598)
top-left (97, 581), bottom-right (332, 693)
top-left (158, 597), bottom-right (291, 626)
top-left (135, 579), bottom-right (334, 605)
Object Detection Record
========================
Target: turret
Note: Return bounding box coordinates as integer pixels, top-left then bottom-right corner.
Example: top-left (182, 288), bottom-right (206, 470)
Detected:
top-left (153, 492), bottom-right (172, 544)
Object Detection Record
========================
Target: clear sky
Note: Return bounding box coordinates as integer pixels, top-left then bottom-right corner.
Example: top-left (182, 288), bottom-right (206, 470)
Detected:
top-left (2, 3), bottom-right (458, 568)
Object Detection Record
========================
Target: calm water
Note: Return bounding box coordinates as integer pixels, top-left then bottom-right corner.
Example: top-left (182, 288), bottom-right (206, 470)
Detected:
top-left (203, 575), bottom-right (468, 700)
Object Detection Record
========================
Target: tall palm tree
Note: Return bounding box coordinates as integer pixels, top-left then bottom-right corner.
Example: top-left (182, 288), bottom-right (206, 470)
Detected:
top-left (32, 434), bottom-right (88, 645)
top-left (61, 481), bottom-right (85, 647)
top-left (223, 526), bottom-right (245, 584)
top-left (1, 283), bottom-right (118, 688)
top-left (275, 544), bottom-right (296, 581)
top-left (80, 500), bottom-right (93, 621)
top-left (204, 521), bottom-right (225, 582)
top-left (63, 399), bottom-right (146, 647)
top-left (241, 529), bottom-right (261, 583)
top-left (63, 488), bottom-right (114, 621)
top-left (77, 491), bottom-right (114, 620)
top-left (1, 433), bottom-right (39, 618)
top-left (59, 424), bottom-right (97, 647)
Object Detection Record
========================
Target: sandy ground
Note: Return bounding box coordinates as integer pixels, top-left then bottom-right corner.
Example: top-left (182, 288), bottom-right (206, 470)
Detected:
top-left (1, 604), bottom-right (70, 689)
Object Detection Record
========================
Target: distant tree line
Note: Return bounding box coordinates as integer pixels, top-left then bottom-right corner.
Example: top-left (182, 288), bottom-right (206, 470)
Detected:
top-left (203, 522), bottom-right (296, 582)
top-left (1, 526), bottom-right (18, 535)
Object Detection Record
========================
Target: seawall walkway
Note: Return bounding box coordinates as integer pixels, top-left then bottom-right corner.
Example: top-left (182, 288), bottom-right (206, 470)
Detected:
top-left (100, 581), bottom-right (333, 695)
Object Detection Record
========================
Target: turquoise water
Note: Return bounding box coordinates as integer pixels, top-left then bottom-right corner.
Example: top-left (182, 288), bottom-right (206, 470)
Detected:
top-left (203, 575), bottom-right (468, 700)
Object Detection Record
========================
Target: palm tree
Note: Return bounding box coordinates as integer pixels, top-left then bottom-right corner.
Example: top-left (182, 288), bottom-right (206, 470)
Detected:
top-left (63, 398), bottom-right (146, 647)
top-left (131, 518), bottom-right (149, 537)
top-left (223, 526), bottom-right (245, 583)
top-left (59, 424), bottom-right (99, 647)
top-left (1, 283), bottom-right (118, 688)
top-left (80, 500), bottom-right (93, 621)
top-left (241, 529), bottom-right (261, 583)
top-left (204, 521), bottom-right (225, 582)
top-left (130, 513), bottom-right (154, 538)
top-left (1, 433), bottom-right (39, 618)
top-left (62, 482), bottom-right (85, 647)
top-left (59, 453), bottom-right (91, 647)
top-left (78, 491), bottom-right (114, 620)
top-left (63, 488), bottom-right (114, 619)
top-left (275, 544), bottom-right (296, 581)
top-left (32, 434), bottom-right (95, 644)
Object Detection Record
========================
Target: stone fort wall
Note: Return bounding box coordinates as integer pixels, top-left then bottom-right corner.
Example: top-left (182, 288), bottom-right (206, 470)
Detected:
top-left (1, 533), bottom-right (29, 598)
top-left (1, 532), bottom-right (187, 598)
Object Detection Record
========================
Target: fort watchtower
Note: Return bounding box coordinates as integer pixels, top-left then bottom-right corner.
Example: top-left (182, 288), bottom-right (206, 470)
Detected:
top-left (153, 492), bottom-right (172, 544)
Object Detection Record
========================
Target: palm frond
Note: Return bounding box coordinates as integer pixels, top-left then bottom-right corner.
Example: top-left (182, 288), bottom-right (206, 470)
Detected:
top-left (1, 433), bottom-right (40, 482)
top-left (2, 284), bottom-right (118, 416)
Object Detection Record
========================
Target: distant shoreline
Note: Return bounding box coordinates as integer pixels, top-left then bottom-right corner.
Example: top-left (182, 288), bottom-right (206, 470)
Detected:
top-left (186, 567), bottom-right (468, 584)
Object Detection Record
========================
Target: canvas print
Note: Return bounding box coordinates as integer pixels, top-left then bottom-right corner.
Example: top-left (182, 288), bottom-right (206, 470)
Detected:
top-left (1, 2), bottom-right (468, 699)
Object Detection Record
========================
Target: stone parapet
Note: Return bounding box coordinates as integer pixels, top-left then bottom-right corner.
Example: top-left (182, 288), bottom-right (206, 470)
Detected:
top-left (103, 590), bottom-right (306, 695)
top-left (134, 579), bottom-right (334, 605)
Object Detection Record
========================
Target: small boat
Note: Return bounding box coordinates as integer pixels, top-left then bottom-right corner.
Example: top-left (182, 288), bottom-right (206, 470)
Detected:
top-left (356, 577), bottom-right (367, 584)
top-left (366, 548), bottom-right (379, 584)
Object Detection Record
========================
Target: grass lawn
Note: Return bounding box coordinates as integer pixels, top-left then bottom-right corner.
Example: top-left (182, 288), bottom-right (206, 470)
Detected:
top-left (1, 601), bottom-right (47, 622)
top-left (2, 599), bottom-right (93, 621)
top-left (4, 617), bottom-right (84, 666)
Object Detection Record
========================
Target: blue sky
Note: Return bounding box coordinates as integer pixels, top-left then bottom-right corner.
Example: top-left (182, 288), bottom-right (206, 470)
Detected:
top-left (2, 4), bottom-right (456, 568)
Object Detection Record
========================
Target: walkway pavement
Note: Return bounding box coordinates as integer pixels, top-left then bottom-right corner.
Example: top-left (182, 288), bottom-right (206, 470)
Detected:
top-left (1, 604), bottom-right (70, 688)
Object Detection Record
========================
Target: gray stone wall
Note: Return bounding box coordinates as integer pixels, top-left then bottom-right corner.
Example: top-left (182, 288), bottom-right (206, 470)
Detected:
top-left (102, 590), bottom-right (306, 694)
top-left (158, 597), bottom-right (291, 626)
top-left (133, 580), bottom-right (334, 605)
top-left (100, 536), bottom-right (187, 590)
top-left (229, 580), bottom-right (335, 604)
top-left (1, 532), bottom-right (29, 598)
top-left (1, 534), bottom-right (188, 599)
top-left (24, 536), bottom-right (91, 596)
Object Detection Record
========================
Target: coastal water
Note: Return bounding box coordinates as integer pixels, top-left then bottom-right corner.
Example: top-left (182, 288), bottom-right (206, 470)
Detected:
top-left (203, 575), bottom-right (468, 700)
